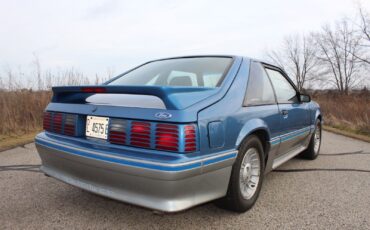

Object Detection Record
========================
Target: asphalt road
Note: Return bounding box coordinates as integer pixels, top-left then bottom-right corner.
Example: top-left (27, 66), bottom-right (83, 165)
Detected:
top-left (0, 131), bottom-right (369, 230)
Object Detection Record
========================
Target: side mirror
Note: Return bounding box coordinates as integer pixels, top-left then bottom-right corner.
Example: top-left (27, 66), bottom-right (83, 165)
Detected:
top-left (300, 94), bottom-right (311, 103)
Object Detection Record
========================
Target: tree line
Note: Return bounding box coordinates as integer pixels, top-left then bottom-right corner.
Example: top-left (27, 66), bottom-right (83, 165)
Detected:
top-left (267, 7), bottom-right (370, 94)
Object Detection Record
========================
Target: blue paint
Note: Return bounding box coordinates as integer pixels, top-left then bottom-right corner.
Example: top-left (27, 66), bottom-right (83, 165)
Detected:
top-left (37, 138), bottom-right (200, 171)
top-left (203, 153), bottom-right (237, 166)
top-left (36, 137), bottom-right (236, 172)
top-left (208, 121), bottom-right (225, 149)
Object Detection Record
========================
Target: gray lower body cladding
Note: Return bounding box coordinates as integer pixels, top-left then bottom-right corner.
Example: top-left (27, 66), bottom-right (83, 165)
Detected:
top-left (35, 137), bottom-right (236, 212)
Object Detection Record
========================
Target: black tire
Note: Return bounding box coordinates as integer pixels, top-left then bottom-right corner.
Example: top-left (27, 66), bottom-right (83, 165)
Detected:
top-left (216, 135), bottom-right (264, 213)
top-left (300, 120), bottom-right (321, 160)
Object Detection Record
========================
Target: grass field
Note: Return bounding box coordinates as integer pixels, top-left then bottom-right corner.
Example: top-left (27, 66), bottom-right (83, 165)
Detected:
top-left (312, 91), bottom-right (370, 137)
top-left (0, 90), bottom-right (51, 135)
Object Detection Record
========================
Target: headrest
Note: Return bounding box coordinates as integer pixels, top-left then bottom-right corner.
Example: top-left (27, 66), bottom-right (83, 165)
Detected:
top-left (169, 76), bottom-right (193, 86)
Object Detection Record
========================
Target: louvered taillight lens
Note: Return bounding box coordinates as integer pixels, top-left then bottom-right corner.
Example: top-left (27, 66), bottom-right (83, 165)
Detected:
top-left (64, 114), bottom-right (76, 136)
top-left (109, 119), bottom-right (127, 145)
top-left (43, 111), bottom-right (78, 136)
top-left (155, 124), bottom-right (179, 151)
top-left (53, 113), bottom-right (63, 133)
top-left (107, 119), bottom-right (197, 153)
top-left (184, 125), bottom-right (197, 152)
top-left (130, 121), bottom-right (151, 148)
top-left (43, 112), bottom-right (52, 131)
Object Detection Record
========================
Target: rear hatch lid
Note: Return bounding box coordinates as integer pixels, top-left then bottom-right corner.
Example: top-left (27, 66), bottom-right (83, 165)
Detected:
top-left (47, 56), bottom-right (242, 122)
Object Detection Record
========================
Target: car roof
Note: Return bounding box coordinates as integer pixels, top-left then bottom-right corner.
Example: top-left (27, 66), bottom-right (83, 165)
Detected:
top-left (145, 55), bottom-right (277, 68)
top-left (145, 55), bottom-right (239, 62)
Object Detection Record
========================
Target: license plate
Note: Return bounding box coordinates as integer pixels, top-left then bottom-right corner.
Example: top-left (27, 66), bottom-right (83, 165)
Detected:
top-left (86, 116), bottom-right (109, 140)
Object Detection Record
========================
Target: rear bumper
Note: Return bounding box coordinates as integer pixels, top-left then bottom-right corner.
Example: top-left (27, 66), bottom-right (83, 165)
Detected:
top-left (35, 132), bottom-right (237, 212)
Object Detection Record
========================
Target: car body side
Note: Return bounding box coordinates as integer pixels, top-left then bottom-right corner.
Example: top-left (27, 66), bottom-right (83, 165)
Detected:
top-left (197, 57), bottom-right (321, 173)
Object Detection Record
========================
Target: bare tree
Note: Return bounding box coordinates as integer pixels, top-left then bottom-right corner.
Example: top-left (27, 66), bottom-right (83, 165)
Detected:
top-left (314, 19), bottom-right (364, 94)
top-left (267, 34), bottom-right (318, 91)
top-left (356, 7), bottom-right (370, 64)
top-left (359, 7), bottom-right (370, 42)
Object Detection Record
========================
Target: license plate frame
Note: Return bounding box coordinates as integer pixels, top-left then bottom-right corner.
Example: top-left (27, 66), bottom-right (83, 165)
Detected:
top-left (85, 116), bottom-right (110, 140)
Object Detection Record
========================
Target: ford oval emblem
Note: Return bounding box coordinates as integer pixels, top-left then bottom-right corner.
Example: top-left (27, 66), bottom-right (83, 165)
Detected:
top-left (155, 112), bottom-right (172, 119)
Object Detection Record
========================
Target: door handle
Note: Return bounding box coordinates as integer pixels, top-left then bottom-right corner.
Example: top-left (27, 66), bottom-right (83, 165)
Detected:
top-left (281, 110), bottom-right (289, 116)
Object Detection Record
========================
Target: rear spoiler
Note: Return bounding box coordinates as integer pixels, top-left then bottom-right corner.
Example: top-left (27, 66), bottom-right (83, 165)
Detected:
top-left (52, 85), bottom-right (215, 110)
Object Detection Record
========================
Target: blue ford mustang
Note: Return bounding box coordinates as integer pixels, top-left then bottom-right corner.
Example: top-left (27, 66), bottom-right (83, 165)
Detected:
top-left (35, 55), bottom-right (322, 212)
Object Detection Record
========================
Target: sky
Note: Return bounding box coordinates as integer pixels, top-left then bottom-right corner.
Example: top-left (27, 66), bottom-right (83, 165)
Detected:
top-left (0, 0), bottom-right (369, 80)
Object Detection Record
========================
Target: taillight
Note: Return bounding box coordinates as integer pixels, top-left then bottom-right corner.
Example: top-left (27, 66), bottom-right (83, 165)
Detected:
top-left (53, 113), bottom-right (63, 133)
top-left (43, 112), bottom-right (52, 131)
top-left (64, 114), bottom-right (76, 136)
top-left (107, 119), bottom-right (197, 153)
top-left (43, 111), bottom-right (78, 136)
top-left (130, 121), bottom-right (151, 148)
top-left (184, 125), bottom-right (197, 152)
top-left (155, 124), bottom-right (179, 151)
top-left (109, 119), bottom-right (127, 145)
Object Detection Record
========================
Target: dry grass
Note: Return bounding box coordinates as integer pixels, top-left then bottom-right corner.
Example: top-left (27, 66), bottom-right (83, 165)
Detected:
top-left (0, 131), bottom-right (41, 151)
top-left (0, 66), bottom-right (109, 137)
top-left (312, 91), bottom-right (370, 136)
top-left (323, 125), bottom-right (370, 143)
top-left (0, 90), bottom-right (51, 135)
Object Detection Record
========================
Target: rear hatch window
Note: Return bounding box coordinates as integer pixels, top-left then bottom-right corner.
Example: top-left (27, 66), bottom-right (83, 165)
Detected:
top-left (108, 57), bottom-right (232, 88)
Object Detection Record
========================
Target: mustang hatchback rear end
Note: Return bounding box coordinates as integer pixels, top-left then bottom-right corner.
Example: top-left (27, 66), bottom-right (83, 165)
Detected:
top-left (36, 55), bottom-right (321, 212)
top-left (36, 56), bottom-right (238, 212)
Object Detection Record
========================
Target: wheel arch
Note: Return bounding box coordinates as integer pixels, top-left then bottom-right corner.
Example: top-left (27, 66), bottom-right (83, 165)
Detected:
top-left (312, 103), bottom-right (323, 125)
top-left (317, 114), bottom-right (322, 122)
top-left (235, 119), bottom-right (272, 164)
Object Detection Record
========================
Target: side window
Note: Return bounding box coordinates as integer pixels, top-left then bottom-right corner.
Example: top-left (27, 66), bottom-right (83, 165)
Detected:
top-left (244, 62), bottom-right (276, 106)
top-left (265, 69), bottom-right (298, 104)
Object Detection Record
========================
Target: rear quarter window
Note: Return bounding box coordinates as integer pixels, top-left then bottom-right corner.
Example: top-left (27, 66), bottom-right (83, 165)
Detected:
top-left (244, 62), bottom-right (276, 106)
